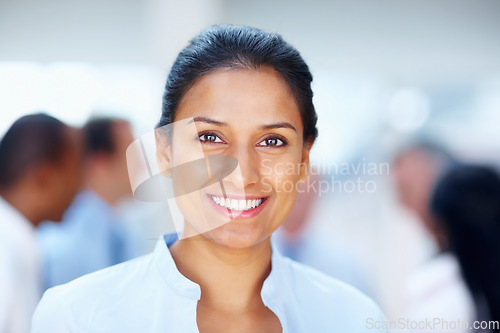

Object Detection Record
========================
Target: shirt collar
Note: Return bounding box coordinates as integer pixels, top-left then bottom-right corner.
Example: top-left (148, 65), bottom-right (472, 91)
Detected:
top-left (153, 233), bottom-right (201, 300)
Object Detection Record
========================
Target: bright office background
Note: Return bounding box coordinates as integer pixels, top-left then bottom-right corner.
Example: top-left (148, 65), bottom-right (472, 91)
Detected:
top-left (2, 0), bottom-right (499, 161)
top-left (1, 0), bottom-right (499, 318)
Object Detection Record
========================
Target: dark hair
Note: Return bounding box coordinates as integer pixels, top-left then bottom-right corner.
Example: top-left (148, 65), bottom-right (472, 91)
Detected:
top-left (83, 117), bottom-right (127, 156)
top-left (158, 24), bottom-right (318, 144)
top-left (431, 164), bottom-right (500, 324)
top-left (0, 113), bottom-right (69, 188)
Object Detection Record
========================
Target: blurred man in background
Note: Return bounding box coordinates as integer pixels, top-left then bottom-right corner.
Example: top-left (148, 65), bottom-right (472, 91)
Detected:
top-left (0, 113), bottom-right (82, 333)
top-left (392, 142), bottom-right (475, 332)
top-left (37, 117), bottom-right (139, 290)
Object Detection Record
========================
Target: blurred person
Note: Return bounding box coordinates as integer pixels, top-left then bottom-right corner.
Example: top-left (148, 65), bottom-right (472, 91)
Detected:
top-left (274, 171), bottom-right (371, 294)
top-left (392, 142), bottom-right (475, 332)
top-left (32, 25), bottom-right (386, 332)
top-left (0, 113), bottom-right (82, 333)
top-left (393, 142), bottom-right (456, 250)
top-left (37, 117), bottom-right (139, 290)
top-left (431, 164), bottom-right (500, 331)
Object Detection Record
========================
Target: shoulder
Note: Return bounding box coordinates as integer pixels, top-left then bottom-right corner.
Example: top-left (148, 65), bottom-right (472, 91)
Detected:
top-left (32, 254), bottom-right (156, 332)
top-left (46, 252), bottom-right (154, 302)
top-left (284, 256), bottom-right (369, 300)
top-left (279, 256), bottom-right (386, 330)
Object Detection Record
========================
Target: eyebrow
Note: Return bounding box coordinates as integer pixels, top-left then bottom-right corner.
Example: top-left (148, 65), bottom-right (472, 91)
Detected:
top-left (188, 117), bottom-right (296, 132)
top-left (188, 117), bottom-right (228, 127)
top-left (260, 122), bottom-right (296, 132)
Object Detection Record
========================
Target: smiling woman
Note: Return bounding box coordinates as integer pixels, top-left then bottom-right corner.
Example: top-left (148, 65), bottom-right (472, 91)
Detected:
top-left (31, 25), bottom-right (386, 333)
top-left (163, 67), bottom-right (308, 249)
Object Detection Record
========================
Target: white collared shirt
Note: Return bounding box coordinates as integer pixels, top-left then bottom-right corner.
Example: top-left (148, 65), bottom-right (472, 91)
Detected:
top-left (31, 233), bottom-right (385, 332)
top-left (0, 196), bottom-right (41, 333)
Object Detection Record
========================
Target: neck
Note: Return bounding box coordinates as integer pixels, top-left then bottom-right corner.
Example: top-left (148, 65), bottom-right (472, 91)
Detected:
top-left (169, 231), bottom-right (272, 313)
top-left (85, 177), bottom-right (117, 206)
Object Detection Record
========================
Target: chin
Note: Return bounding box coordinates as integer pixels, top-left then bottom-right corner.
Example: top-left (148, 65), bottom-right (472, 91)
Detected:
top-left (203, 222), bottom-right (270, 250)
top-left (50, 215), bottom-right (64, 223)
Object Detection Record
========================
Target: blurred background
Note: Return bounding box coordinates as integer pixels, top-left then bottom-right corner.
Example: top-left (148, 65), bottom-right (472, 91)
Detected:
top-left (1, 0), bottom-right (500, 330)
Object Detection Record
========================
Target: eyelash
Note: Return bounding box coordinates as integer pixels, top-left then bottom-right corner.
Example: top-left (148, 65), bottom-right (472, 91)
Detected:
top-left (197, 132), bottom-right (225, 144)
top-left (257, 136), bottom-right (288, 147)
top-left (196, 132), bottom-right (288, 148)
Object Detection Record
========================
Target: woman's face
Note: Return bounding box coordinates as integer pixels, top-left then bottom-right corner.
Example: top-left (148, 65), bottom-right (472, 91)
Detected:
top-left (161, 67), bottom-right (311, 249)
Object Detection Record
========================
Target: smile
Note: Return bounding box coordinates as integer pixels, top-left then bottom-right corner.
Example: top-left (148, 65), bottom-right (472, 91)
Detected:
top-left (210, 195), bottom-right (265, 211)
top-left (206, 194), bottom-right (269, 219)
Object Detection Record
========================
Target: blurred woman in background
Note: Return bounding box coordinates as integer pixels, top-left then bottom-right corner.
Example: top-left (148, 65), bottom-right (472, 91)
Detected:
top-left (432, 164), bottom-right (500, 332)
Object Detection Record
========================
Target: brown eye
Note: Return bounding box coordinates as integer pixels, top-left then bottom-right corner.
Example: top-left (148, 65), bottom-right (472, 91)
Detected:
top-left (258, 137), bottom-right (286, 147)
top-left (198, 133), bottom-right (224, 144)
top-left (267, 138), bottom-right (278, 146)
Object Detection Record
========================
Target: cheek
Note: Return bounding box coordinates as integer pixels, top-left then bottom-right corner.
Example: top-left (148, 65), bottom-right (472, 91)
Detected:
top-left (174, 182), bottom-right (232, 236)
top-left (260, 155), bottom-right (304, 194)
top-left (171, 144), bottom-right (204, 165)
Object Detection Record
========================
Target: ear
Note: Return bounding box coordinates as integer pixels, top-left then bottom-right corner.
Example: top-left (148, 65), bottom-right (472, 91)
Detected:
top-left (299, 140), bottom-right (313, 183)
top-left (155, 128), bottom-right (173, 178)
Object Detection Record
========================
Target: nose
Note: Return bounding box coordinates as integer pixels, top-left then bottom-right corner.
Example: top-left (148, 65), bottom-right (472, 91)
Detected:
top-left (222, 144), bottom-right (260, 190)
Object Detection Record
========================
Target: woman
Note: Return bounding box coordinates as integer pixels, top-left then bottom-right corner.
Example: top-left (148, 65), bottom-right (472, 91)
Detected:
top-left (431, 164), bottom-right (500, 330)
top-left (32, 25), bottom-right (385, 332)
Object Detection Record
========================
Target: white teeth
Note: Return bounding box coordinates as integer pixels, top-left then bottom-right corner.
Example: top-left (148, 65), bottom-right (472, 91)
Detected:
top-left (238, 200), bottom-right (246, 210)
top-left (210, 195), bottom-right (265, 211)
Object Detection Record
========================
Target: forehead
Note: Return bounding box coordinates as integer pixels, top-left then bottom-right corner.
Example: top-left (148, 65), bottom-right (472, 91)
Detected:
top-left (175, 67), bottom-right (303, 128)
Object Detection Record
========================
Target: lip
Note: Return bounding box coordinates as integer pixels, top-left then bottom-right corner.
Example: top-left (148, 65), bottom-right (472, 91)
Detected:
top-left (206, 194), bottom-right (269, 219)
